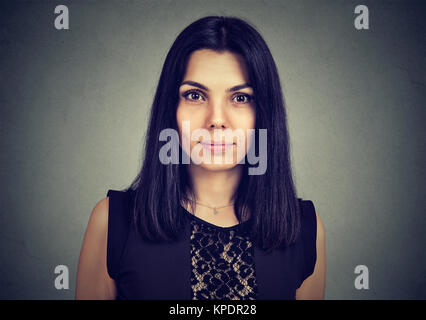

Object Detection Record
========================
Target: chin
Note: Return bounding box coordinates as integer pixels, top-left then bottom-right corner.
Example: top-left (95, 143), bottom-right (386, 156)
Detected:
top-left (197, 162), bottom-right (240, 172)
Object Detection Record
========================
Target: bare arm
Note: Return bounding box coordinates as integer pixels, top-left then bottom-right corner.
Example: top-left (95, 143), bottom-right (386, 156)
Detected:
top-left (295, 211), bottom-right (326, 300)
top-left (75, 197), bottom-right (117, 299)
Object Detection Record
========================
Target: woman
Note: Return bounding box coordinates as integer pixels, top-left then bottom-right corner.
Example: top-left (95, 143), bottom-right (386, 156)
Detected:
top-left (76, 16), bottom-right (325, 300)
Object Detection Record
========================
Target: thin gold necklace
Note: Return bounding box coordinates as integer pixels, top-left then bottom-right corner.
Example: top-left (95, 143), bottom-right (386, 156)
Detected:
top-left (183, 197), bottom-right (234, 215)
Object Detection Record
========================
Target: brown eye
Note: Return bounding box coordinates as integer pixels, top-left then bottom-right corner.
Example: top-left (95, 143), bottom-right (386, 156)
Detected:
top-left (182, 90), bottom-right (205, 101)
top-left (233, 94), bottom-right (252, 103)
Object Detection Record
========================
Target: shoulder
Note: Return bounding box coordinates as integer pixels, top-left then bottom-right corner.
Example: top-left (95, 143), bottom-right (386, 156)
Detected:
top-left (315, 210), bottom-right (325, 242)
top-left (76, 196), bottom-right (116, 299)
top-left (78, 197), bottom-right (110, 246)
top-left (81, 196), bottom-right (112, 243)
top-left (89, 197), bottom-right (109, 230)
top-left (106, 189), bottom-right (136, 211)
top-left (105, 189), bottom-right (136, 227)
top-left (295, 199), bottom-right (326, 299)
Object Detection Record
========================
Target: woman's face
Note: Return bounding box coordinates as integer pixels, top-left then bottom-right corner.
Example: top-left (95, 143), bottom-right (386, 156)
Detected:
top-left (176, 49), bottom-right (256, 172)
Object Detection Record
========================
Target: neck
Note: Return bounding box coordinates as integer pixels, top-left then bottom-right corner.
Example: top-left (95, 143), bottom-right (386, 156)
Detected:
top-left (186, 164), bottom-right (243, 206)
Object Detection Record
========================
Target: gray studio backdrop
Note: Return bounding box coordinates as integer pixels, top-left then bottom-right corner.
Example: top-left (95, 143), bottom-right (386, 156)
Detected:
top-left (0, 0), bottom-right (425, 299)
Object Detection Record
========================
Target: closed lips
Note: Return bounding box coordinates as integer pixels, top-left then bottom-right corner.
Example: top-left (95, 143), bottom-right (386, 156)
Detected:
top-left (199, 141), bottom-right (234, 145)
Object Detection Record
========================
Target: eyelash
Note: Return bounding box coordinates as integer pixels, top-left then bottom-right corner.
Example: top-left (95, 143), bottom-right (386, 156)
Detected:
top-left (181, 90), bottom-right (254, 104)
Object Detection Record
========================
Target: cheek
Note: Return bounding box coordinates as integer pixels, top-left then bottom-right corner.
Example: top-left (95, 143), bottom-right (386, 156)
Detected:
top-left (176, 105), bottom-right (191, 135)
top-left (249, 107), bottom-right (256, 128)
top-left (176, 105), bottom-right (201, 150)
top-left (229, 109), bottom-right (256, 155)
top-left (235, 108), bottom-right (256, 130)
top-left (241, 109), bottom-right (256, 152)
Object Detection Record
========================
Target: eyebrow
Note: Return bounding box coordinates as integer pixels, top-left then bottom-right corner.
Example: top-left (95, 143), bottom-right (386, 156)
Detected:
top-left (180, 80), bottom-right (252, 92)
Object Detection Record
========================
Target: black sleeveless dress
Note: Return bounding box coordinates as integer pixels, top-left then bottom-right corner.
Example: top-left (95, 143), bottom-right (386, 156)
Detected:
top-left (106, 189), bottom-right (317, 300)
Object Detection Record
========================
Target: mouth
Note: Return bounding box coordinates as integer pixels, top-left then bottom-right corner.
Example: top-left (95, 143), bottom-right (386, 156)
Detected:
top-left (199, 141), bottom-right (235, 152)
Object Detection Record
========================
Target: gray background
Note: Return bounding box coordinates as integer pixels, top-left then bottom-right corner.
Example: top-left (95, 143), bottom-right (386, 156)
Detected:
top-left (0, 0), bottom-right (425, 299)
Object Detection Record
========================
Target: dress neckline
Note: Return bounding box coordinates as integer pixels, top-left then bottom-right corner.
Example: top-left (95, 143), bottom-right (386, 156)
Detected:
top-left (180, 205), bottom-right (250, 231)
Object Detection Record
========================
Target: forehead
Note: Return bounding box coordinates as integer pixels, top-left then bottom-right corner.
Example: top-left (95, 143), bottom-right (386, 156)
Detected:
top-left (183, 49), bottom-right (250, 84)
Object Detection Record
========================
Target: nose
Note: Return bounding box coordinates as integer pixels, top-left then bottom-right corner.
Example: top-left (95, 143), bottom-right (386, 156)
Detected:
top-left (209, 119), bottom-right (226, 129)
top-left (207, 99), bottom-right (227, 129)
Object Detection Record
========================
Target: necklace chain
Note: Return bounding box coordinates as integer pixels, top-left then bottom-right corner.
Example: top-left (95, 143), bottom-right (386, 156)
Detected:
top-left (183, 197), bottom-right (234, 215)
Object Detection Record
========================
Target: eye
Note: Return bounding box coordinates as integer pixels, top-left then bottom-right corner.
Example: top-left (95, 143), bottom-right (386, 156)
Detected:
top-left (232, 93), bottom-right (253, 104)
top-left (182, 90), bottom-right (205, 102)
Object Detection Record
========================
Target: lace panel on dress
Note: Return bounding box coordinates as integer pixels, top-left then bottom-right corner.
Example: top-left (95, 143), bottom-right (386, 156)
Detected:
top-left (190, 219), bottom-right (258, 300)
